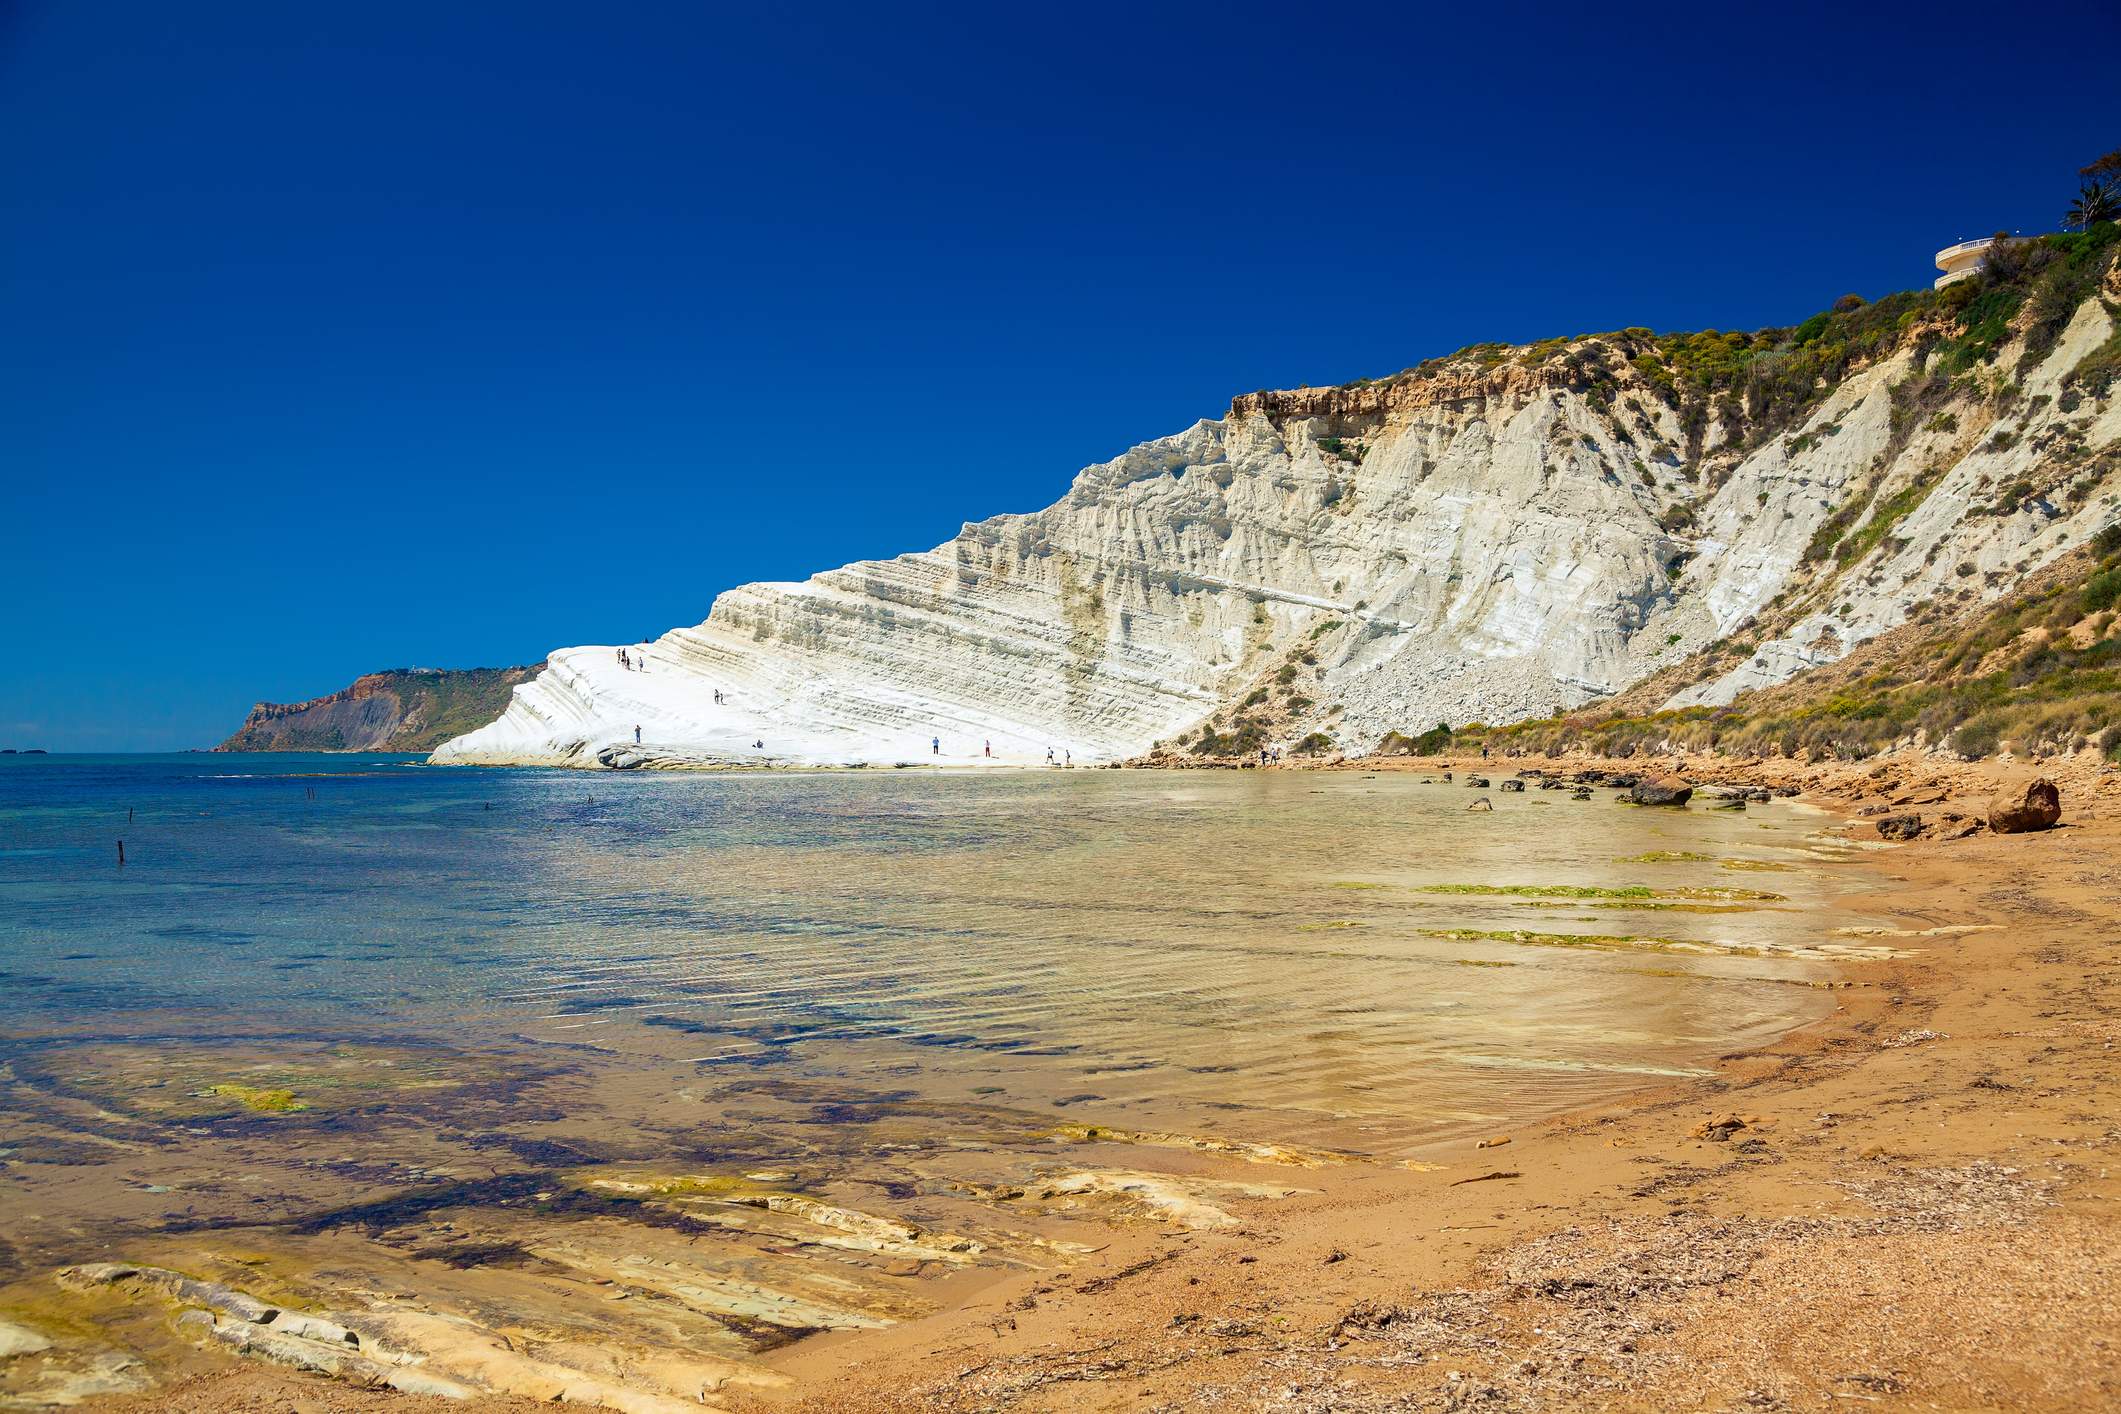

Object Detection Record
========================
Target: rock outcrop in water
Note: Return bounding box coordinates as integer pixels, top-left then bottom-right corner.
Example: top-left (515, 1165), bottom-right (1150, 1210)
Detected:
top-left (219, 665), bottom-right (542, 753)
top-left (434, 238), bottom-right (2121, 768)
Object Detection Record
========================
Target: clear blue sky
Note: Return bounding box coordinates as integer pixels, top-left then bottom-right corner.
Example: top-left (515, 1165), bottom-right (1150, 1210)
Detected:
top-left (4, 0), bottom-right (2115, 750)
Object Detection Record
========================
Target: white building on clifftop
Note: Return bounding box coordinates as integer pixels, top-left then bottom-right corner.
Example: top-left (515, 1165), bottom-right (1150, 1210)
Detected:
top-left (1934, 234), bottom-right (2029, 288)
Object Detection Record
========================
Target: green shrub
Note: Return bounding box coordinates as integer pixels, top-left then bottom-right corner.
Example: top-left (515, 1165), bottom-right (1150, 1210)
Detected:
top-left (1950, 718), bottom-right (2002, 757)
top-left (2086, 568), bottom-right (2121, 613)
top-left (1191, 721), bottom-right (1268, 757)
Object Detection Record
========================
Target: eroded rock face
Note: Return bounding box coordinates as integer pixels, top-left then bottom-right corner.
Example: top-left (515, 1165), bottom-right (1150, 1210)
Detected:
top-left (219, 666), bottom-right (542, 753)
top-left (431, 292), bottom-right (2121, 769)
top-left (1988, 777), bottom-right (2061, 834)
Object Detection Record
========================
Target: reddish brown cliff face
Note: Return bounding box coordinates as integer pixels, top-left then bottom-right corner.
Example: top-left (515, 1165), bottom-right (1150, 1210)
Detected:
top-left (216, 666), bottom-right (541, 752)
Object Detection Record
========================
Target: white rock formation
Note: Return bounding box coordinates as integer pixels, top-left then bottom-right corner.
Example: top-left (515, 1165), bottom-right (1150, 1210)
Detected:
top-left (435, 281), bottom-right (2121, 769)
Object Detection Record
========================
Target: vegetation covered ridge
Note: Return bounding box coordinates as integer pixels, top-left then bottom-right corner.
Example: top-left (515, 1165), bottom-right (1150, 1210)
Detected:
top-left (1233, 221), bottom-right (2121, 459)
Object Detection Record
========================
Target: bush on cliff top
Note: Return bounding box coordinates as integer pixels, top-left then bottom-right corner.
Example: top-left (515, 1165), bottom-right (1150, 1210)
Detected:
top-left (1337, 223), bottom-right (2120, 453)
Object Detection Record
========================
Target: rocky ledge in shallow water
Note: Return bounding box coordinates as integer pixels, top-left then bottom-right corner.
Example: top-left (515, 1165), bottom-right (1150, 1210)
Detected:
top-left (0, 1034), bottom-right (1346, 1411)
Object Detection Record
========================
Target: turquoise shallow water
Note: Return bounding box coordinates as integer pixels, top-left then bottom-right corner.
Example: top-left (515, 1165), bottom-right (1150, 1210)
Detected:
top-left (0, 753), bottom-right (1878, 1152)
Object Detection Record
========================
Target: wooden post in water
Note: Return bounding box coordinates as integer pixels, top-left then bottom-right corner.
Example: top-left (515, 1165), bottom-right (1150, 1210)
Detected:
top-left (116, 839), bottom-right (125, 865)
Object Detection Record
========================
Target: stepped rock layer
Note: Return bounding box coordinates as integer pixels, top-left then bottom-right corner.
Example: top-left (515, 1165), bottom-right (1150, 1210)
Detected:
top-left (220, 666), bottom-right (542, 753)
top-left (436, 257), bottom-right (2121, 769)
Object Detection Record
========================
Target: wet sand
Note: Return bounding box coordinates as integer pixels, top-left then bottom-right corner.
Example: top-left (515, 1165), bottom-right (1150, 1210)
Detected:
top-left (772, 753), bottom-right (2121, 1411)
top-left (4, 755), bottom-right (2115, 1410)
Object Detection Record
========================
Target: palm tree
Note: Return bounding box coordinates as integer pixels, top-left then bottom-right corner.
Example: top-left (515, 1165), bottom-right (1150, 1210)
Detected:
top-left (2065, 179), bottom-right (2119, 231)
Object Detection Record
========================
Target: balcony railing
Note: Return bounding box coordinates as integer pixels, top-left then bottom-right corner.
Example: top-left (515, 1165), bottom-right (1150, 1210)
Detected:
top-left (1935, 238), bottom-right (1998, 263)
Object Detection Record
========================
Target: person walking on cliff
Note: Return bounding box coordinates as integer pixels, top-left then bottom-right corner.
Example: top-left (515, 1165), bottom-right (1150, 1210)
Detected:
top-left (634, 725), bottom-right (641, 744)
top-left (931, 736), bottom-right (940, 756)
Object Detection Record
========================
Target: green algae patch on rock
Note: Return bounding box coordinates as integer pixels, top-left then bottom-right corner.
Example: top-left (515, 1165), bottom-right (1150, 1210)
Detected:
top-left (1295, 920), bottom-right (1364, 932)
top-left (1719, 858), bottom-right (1795, 872)
top-left (200, 1084), bottom-right (307, 1113)
top-left (26, 1042), bottom-right (503, 1127)
top-left (1616, 850), bottom-right (1713, 863)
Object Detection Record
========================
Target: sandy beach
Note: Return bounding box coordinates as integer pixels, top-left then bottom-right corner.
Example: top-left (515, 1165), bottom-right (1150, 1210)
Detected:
top-left (759, 752), bottom-right (2121, 1412)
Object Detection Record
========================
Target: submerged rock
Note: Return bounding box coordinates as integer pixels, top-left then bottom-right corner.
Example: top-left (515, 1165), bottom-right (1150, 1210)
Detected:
top-left (0, 1318), bottom-right (53, 1359)
top-left (1039, 1169), bottom-right (1311, 1230)
top-left (1467, 797), bottom-right (1493, 812)
top-left (1499, 778), bottom-right (1525, 792)
top-left (1988, 777), bottom-right (2061, 834)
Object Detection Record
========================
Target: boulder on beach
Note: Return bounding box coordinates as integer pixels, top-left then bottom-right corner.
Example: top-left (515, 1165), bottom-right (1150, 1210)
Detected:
top-left (1466, 775), bottom-right (1490, 788)
top-left (1988, 777), bottom-right (2061, 834)
top-left (1876, 813), bottom-right (1925, 841)
top-left (1623, 776), bottom-right (1692, 808)
top-left (1466, 797), bottom-right (1493, 812)
top-left (1499, 778), bottom-right (1525, 792)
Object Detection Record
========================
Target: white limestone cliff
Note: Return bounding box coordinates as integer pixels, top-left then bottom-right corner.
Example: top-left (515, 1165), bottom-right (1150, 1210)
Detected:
top-left (434, 277), bottom-right (2121, 769)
